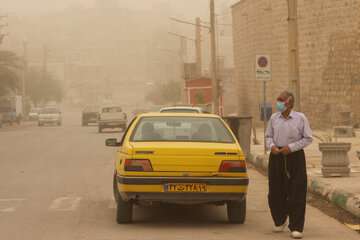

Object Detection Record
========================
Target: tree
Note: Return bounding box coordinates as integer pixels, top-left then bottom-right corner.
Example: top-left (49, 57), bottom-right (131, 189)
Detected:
top-left (146, 81), bottom-right (182, 105)
top-left (194, 91), bottom-right (205, 104)
top-left (0, 50), bottom-right (21, 96)
top-left (26, 67), bottom-right (63, 106)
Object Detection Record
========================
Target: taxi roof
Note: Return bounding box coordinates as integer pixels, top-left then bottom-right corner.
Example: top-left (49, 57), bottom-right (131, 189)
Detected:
top-left (136, 112), bottom-right (221, 118)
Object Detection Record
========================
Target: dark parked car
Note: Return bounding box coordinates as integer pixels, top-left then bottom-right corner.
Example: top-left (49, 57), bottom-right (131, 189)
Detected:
top-left (82, 106), bottom-right (99, 126)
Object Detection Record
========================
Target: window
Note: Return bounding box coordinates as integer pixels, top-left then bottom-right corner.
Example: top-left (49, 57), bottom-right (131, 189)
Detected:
top-left (131, 116), bottom-right (234, 143)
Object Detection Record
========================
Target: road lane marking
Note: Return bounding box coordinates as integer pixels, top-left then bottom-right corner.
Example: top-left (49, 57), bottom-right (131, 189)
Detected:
top-left (0, 198), bottom-right (25, 213)
top-left (49, 197), bottom-right (82, 211)
top-left (1, 207), bottom-right (16, 212)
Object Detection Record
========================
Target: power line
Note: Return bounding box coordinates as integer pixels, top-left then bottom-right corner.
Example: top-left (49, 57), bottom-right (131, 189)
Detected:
top-left (201, 20), bottom-right (232, 26)
top-left (169, 17), bottom-right (210, 29)
top-left (168, 32), bottom-right (196, 42)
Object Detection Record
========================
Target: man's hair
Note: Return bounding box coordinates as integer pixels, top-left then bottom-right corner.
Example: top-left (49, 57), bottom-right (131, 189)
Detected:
top-left (281, 91), bottom-right (295, 108)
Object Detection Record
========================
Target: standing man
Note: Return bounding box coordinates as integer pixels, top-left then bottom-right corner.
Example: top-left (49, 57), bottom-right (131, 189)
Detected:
top-left (265, 91), bottom-right (313, 239)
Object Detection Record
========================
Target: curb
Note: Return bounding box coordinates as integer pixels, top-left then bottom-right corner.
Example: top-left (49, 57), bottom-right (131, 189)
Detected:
top-left (247, 152), bottom-right (360, 219)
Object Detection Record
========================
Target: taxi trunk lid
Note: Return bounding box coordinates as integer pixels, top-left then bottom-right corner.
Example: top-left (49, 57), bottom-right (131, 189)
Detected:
top-left (130, 142), bottom-right (240, 173)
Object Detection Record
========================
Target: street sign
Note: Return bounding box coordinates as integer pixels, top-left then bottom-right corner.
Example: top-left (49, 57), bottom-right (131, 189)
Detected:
top-left (256, 55), bottom-right (271, 81)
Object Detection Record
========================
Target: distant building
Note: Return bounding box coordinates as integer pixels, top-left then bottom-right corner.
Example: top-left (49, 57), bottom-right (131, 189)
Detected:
top-left (185, 77), bottom-right (224, 114)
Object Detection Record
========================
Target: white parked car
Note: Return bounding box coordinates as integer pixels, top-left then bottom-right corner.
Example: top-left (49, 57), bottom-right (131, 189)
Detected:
top-left (28, 108), bottom-right (41, 121)
top-left (98, 106), bottom-right (127, 133)
top-left (38, 107), bottom-right (62, 126)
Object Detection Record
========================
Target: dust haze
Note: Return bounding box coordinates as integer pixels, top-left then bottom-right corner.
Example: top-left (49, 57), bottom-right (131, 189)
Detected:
top-left (1, 0), bottom-right (236, 112)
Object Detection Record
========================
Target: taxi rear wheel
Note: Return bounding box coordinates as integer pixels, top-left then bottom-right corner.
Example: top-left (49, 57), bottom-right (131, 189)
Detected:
top-left (114, 174), bottom-right (133, 223)
top-left (113, 174), bottom-right (120, 202)
top-left (116, 196), bottom-right (133, 224)
top-left (227, 199), bottom-right (246, 224)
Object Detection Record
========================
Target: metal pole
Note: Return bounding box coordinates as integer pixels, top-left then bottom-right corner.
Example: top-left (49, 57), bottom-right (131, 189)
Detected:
top-left (287, 0), bottom-right (301, 111)
top-left (22, 41), bottom-right (27, 99)
top-left (263, 80), bottom-right (267, 155)
top-left (22, 40), bottom-right (28, 117)
top-left (180, 36), bottom-right (187, 62)
top-left (210, 0), bottom-right (219, 114)
top-left (42, 45), bottom-right (48, 83)
top-left (180, 36), bottom-right (187, 104)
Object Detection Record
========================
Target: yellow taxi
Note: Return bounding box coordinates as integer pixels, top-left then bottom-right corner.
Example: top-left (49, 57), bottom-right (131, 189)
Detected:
top-left (106, 112), bottom-right (249, 224)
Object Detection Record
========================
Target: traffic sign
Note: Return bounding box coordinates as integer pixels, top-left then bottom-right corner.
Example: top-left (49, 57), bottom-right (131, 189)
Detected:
top-left (256, 55), bottom-right (271, 81)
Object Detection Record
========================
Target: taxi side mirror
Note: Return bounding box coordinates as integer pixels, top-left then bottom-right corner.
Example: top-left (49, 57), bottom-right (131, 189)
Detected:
top-left (105, 138), bottom-right (121, 147)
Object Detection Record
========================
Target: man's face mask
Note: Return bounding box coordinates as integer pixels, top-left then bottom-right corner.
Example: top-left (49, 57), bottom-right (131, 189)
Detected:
top-left (276, 101), bottom-right (286, 112)
top-left (276, 96), bottom-right (288, 113)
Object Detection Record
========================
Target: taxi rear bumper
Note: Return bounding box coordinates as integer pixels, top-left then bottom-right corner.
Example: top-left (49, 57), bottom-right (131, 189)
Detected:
top-left (116, 176), bottom-right (249, 204)
top-left (117, 175), bottom-right (249, 185)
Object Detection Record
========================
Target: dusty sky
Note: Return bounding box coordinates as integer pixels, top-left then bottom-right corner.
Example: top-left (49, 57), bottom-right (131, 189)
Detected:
top-left (1, 0), bottom-right (239, 14)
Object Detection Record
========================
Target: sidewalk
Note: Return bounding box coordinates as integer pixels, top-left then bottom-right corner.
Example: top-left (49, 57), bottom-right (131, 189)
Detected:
top-left (248, 128), bottom-right (360, 220)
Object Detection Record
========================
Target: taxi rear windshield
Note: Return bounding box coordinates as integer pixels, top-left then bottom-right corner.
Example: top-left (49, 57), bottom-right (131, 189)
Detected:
top-left (131, 116), bottom-right (235, 143)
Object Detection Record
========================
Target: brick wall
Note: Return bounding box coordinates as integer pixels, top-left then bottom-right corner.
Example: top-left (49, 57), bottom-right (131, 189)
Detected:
top-left (232, 0), bottom-right (360, 128)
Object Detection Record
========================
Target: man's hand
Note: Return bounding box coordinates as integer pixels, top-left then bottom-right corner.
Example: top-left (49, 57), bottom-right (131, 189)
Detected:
top-left (271, 146), bottom-right (281, 155)
top-left (280, 146), bottom-right (291, 155)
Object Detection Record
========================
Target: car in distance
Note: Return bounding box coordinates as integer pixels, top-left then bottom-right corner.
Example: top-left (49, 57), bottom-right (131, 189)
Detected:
top-left (106, 112), bottom-right (249, 224)
top-left (38, 107), bottom-right (62, 126)
top-left (159, 106), bottom-right (207, 113)
top-left (98, 106), bottom-right (127, 133)
top-left (28, 107), bottom-right (41, 121)
top-left (82, 106), bottom-right (99, 126)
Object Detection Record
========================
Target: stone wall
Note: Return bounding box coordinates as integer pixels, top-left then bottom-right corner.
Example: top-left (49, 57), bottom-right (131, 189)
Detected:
top-left (232, 0), bottom-right (360, 128)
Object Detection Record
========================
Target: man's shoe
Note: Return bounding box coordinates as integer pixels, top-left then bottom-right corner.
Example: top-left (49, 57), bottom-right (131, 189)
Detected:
top-left (291, 231), bottom-right (303, 239)
top-left (272, 222), bottom-right (287, 233)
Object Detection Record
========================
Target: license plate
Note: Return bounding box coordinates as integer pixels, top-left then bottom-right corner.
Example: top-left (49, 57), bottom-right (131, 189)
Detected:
top-left (164, 183), bottom-right (207, 192)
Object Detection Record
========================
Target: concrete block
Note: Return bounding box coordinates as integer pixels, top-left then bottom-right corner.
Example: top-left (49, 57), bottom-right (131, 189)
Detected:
top-left (319, 142), bottom-right (351, 177)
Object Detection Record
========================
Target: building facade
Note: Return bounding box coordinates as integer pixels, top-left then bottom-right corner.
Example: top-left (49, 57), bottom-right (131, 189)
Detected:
top-left (232, 0), bottom-right (360, 128)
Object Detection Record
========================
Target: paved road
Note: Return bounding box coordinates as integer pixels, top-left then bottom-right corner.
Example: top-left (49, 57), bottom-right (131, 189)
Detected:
top-left (0, 111), bottom-right (358, 240)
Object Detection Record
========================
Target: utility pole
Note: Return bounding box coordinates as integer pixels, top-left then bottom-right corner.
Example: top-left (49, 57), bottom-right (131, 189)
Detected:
top-left (42, 45), bottom-right (48, 82)
top-left (168, 32), bottom-right (195, 60)
top-left (180, 36), bottom-right (188, 80)
top-left (22, 40), bottom-right (28, 114)
top-left (168, 32), bottom-right (196, 103)
top-left (169, 16), bottom-right (210, 79)
top-left (287, 0), bottom-right (300, 111)
top-left (179, 36), bottom-right (187, 62)
top-left (195, 17), bottom-right (202, 78)
top-left (210, 0), bottom-right (219, 114)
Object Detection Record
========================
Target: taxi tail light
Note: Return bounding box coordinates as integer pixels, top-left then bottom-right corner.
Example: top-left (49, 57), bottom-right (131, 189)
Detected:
top-left (124, 159), bottom-right (153, 172)
top-left (219, 160), bottom-right (247, 172)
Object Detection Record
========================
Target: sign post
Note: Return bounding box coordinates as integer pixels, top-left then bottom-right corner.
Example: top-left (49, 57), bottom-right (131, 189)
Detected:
top-left (256, 55), bottom-right (271, 155)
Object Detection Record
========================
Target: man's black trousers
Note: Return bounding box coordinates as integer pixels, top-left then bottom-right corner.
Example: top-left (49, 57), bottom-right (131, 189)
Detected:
top-left (268, 149), bottom-right (307, 232)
